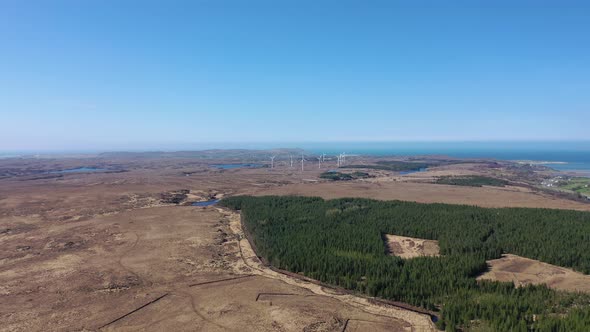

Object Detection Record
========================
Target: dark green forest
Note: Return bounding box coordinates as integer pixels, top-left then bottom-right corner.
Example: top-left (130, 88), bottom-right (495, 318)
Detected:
top-left (435, 175), bottom-right (509, 187)
top-left (319, 171), bottom-right (371, 181)
top-left (221, 196), bottom-right (590, 331)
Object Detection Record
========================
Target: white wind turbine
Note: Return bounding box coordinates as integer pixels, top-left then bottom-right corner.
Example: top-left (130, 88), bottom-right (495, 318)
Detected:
top-left (290, 155), bottom-right (294, 168)
top-left (270, 155), bottom-right (276, 169)
top-left (301, 153), bottom-right (306, 172)
top-left (317, 155), bottom-right (322, 169)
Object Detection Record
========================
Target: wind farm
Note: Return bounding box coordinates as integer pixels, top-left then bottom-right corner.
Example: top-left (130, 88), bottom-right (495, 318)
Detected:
top-left (262, 152), bottom-right (353, 171)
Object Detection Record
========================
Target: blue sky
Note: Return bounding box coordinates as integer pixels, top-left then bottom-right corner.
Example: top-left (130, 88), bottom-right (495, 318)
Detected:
top-left (1, 1), bottom-right (589, 151)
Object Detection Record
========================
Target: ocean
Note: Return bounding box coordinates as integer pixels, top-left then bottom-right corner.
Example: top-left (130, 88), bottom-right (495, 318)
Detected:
top-left (2, 141), bottom-right (589, 175)
top-left (302, 141), bottom-right (590, 175)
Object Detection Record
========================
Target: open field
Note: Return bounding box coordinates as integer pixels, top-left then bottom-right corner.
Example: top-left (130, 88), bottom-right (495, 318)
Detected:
top-left (1, 154), bottom-right (589, 331)
top-left (253, 180), bottom-right (590, 211)
top-left (384, 235), bottom-right (440, 259)
top-left (558, 177), bottom-right (590, 196)
top-left (1, 203), bottom-right (424, 331)
top-left (478, 254), bottom-right (590, 293)
top-left (0, 156), bottom-right (440, 332)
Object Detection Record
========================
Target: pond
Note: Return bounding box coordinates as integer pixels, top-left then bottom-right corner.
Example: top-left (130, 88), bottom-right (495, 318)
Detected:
top-left (51, 167), bottom-right (108, 174)
top-left (399, 167), bottom-right (428, 175)
top-left (191, 199), bottom-right (220, 207)
top-left (211, 163), bottom-right (263, 169)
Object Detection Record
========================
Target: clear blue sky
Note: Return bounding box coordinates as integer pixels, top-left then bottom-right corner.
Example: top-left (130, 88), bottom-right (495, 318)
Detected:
top-left (1, 1), bottom-right (589, 151)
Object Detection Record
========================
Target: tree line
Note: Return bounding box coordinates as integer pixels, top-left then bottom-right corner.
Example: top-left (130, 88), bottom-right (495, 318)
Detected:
top-left (435, 175), bottom-right (509, 187)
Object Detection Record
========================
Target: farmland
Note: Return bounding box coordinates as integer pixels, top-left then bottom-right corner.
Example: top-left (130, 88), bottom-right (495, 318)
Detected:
top-left (559, 177), bottom-right (590, 196)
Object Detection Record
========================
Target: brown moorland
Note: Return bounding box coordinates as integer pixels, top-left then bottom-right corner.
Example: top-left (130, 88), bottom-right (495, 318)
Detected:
top-left (1, 154), bottom-right (589, 331)
top-left (252, 180), bottom-right (590, 211)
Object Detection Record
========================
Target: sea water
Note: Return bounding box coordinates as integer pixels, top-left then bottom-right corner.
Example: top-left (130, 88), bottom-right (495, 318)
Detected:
top-left (303, 141), bottom-right (590, 175)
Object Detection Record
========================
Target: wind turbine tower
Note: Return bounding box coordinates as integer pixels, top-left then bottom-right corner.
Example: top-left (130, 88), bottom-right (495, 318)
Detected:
top-left (301, 154), bottom-right (306, 172)
top-left (317, 156), bottom-right (322, 169)
top-left (290, 155), bottom-right (294, 168)
top-left (270, 156), bottom-right (276, 169)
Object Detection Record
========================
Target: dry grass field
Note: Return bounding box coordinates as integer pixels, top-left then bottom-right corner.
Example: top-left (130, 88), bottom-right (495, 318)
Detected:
top-left (1, 155), bottom-right (589, 331)
top-left (384, 235), bottom-right (440, 259)
top-left (477, 254), bottom-right (590, 294)
top-left (0, 158), bottom-right (438, 332)
top-left (253, 180), bottom-right (590, 211)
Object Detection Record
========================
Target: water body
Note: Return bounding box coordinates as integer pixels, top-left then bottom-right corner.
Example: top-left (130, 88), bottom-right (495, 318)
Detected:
top-left (51, 167), bottom-right (107, 174)
top-left (191, 199), bottom-right (220, 207)
top-left (0, 153), bottom-right (22, 159)
top-left (536, 162), bottom-right (590, 175)
top-left (399, 167), bottom-right (428, 175)
top-left (303, 142), bottom-right (590, 175)
top-left (211, 163), bottom-right (263, 169)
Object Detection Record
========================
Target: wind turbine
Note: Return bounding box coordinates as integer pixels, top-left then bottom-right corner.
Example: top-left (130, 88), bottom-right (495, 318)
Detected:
top-left (317, 156), bottom-right (322, 169)
top-left (336, 154), bottom-right (341, 167)
top-left (341, 152), bottom-right (346, 165)
top-left (290, 155), bottom-right (294, 168)
top-left (301, 153), bottom-right (306, 172)
top-left (270, 155), bottom-right (276, 169)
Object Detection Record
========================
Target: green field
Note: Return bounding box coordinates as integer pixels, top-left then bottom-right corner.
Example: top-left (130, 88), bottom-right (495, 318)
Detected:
top-left (558, 177), bottom-right (590, 196)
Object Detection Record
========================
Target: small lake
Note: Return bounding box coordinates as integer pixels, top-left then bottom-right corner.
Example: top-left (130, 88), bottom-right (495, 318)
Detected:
top-left (51, 167), bottom-right (107, 174)
top-left (399, 167), bottom-right (428, 175)
top-left (191, 199), bottom-right (220, 207)
top-left (211, 163), bottom-right (263, 169)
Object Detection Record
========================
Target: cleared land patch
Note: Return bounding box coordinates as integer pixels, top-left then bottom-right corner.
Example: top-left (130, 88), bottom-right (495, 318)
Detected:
top-left (384, 234), bottom-right (440, 259)
top-left (478, 254), bottom-right (590, 293)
